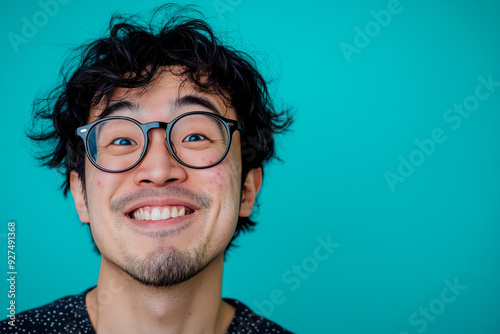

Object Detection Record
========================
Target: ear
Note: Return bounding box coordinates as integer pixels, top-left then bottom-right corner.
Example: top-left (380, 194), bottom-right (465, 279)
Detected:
top-left (70, 170), bottom-right (90, 223)
top-left (239, 168), bottom-right (263, 217)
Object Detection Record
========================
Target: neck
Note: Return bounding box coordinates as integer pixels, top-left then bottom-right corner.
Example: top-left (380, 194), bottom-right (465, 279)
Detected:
top-left (86, 253), bottom-right (235, 334)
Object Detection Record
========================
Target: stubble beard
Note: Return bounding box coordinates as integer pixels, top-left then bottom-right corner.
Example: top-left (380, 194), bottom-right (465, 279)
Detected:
top-left (121, 244), bottom-right (213, 288)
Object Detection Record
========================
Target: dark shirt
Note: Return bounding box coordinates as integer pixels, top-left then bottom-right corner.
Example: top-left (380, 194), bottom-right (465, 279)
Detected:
top-left (0, 288), bottom-right (292, 333)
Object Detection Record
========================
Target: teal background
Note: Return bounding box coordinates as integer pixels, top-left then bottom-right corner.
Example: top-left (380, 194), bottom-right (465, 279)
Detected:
top-left (1, 0), bottom-right (500, 333)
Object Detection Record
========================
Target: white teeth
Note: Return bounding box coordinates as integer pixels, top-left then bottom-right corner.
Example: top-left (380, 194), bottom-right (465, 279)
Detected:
top-left (171, 207), bottom-right (179, 218)
top-left (162, 207), bottom-right (170, 219)
top-left (132, 206), bottom-right (188, 221)
top-left (151, 208), bottom-right (161, 221)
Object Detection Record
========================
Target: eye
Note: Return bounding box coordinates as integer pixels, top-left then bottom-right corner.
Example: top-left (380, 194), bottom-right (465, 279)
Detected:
top-left (111, 137), bottom-right (137, 145)
top-left (182, 134), bottom-right (208, 142)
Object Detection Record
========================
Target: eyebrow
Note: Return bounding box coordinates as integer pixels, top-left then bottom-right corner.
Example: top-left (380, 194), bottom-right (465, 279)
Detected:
top-left (172, 95), bottom-right (221, 116)
top-left (99, 94), bottom-right (222, 119)
top-left (99, 100), bottom-right (139, 118)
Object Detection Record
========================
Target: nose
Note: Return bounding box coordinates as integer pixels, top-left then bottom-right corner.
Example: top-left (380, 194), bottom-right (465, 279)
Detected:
top-left (132, 128), bottom-right (187, 186)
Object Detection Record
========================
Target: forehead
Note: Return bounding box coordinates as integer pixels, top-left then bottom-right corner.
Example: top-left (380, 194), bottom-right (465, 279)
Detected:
top-left (90, 68), bottom-right (235, 121)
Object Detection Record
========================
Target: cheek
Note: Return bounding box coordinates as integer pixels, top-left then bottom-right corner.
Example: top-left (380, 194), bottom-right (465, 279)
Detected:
top-left (204, 159), bottom-right (241, 190)
top-left (87, 173), bottom-right (108, 193)
top-left (204, 166), bottom-right (227, 188)
top-left (85, 167), bottom-right (124, 210)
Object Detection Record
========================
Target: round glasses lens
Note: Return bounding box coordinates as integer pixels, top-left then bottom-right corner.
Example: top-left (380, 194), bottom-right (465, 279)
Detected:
top-left (170, 114), bottom-right (230, 167)
top-left (87, 118), bottom-right (145, 171)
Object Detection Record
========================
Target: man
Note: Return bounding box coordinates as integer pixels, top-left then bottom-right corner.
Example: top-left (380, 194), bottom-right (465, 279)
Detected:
top-left (1, 5), bottom-right (292, 334)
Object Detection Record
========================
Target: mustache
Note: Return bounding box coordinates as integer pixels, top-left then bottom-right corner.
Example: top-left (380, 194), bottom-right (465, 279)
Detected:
top-left (110, 186), bottom-right (211, 212)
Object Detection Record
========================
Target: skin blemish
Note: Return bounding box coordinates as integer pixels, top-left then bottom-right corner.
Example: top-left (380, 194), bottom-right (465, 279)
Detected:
top-left (210, 166), bottom-right (229, 188)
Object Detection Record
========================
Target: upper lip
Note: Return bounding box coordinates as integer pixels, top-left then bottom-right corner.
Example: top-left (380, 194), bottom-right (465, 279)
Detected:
top-left (124, 198), bottom-right (200, 216)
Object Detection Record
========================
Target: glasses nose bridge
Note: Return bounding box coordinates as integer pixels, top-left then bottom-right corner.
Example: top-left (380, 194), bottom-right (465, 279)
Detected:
top-left (143, 121), bottom-right (170, 141)
top-left (141, 121), bottom-right (174, 162)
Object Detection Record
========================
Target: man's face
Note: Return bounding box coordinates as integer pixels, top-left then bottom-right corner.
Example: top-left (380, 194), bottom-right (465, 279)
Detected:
top-left (70, 68), bottom-right (261, 286)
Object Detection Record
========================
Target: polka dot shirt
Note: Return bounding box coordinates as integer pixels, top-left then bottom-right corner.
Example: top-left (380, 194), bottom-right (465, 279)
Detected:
top-left (1, 288), bottom-right (293, 333)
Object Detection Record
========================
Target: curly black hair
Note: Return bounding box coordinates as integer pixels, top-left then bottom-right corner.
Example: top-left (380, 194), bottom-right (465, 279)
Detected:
top-left (29, 4), bottom-right (292, 252)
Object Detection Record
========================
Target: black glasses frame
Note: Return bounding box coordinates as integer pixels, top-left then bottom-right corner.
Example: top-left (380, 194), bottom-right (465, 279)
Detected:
top-left (76, 111), bottom-right (242, 173)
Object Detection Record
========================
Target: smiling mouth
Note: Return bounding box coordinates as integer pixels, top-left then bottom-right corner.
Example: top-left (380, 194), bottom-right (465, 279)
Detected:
top-left (128, 206), bottom-right (194, 221)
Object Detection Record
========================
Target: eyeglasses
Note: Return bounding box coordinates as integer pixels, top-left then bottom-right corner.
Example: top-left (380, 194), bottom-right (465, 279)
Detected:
top-left (76, 111), bottom-right (242, 172)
